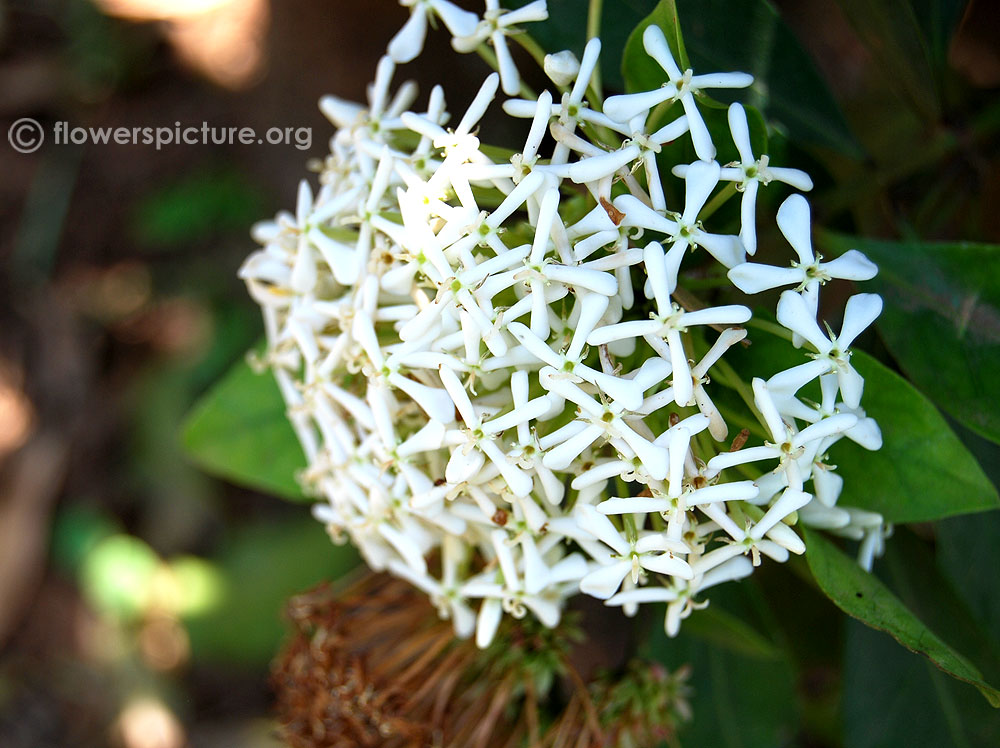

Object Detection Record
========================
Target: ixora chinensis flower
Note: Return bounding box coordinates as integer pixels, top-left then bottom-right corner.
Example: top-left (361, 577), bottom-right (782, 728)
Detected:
top-left (240, 2), bottom-right (890, 649)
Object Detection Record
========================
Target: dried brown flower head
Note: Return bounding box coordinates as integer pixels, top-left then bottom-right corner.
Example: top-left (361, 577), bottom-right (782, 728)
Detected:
top-left (272, 574), bottom-right (690, 748)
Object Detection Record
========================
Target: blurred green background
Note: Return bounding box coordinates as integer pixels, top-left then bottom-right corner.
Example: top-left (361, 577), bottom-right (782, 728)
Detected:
top-left (1, 0), bottom-right (998, 746)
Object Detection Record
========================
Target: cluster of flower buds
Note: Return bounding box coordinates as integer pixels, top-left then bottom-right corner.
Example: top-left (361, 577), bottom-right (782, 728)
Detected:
top-left (240, 0), bottom-right (890, 647)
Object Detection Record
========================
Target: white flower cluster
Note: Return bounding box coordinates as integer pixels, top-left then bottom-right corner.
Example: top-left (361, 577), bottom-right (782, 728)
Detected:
top-left (240, 3), bottom-right (890, 647)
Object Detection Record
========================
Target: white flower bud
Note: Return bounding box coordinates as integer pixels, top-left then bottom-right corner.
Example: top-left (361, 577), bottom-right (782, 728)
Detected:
top-left (543, 49), bottom-right (580, 86)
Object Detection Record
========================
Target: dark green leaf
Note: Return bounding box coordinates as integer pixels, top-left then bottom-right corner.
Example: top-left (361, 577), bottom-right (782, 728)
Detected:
top-left (823, 234), bottom-right (1000, 446)
top-left (855, 523), bottom-right (1000, 744)
top-left (844, 619), bottom-right (1000, 748)
top-left (680, 603), bottom-right (784, 661)
top-left (835, 350), bottom-right (999, 522)
top-left (802, 527), bottom-right (1000, 707)
top-left (937, 510), bottom-right (1000, 651)
top-left (727, 329), bottom-right (999, 522)
top-left (670, 0), bottom-right (862, 155)
top-left (911, 0), bottom-right (970, 74)
top-left (182, 354), bottom-right (307, 501)
top-left (131, 168), bottom-right (264, 248)
top-left (833, 0), bottom-right (941, 121)
top-left (882, 527), bottom-right (1000, 687)
top-left (645, 609), bottom-right (798, 747)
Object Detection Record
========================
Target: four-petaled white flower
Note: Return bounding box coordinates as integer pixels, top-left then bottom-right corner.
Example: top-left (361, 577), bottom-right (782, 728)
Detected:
top-left (729, 194), bottom-right (877, 310)
top-left (388, 0), bottom-right (480, 64)
top-left (452, 0), bottom-right (550, 95)
top-left (603, 25), bottom-right (753, 161)
top-left (772, 290), bottom-right (883, 408)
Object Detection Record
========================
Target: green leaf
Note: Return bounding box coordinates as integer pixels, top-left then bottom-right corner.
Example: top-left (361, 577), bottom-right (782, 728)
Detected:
top-left (182, 354), bottom-right (307, 501)
top-left (842, 527), bottom-right (1000, 746)
top-left (937, 510), bottom-right (1000, 650)
top-left (184, 518), bottom-right (359, 663)
top-left (835, 350), bottom-right (1000, 522)
top-left (645, 611), bottom-right (798, 747)
top-left (671, 0), bottom-right (861, 155)
top-left (131, 168), bottom-right (264, 249)
top-left (680, 603), bottom-right (784, 661)
top-left (844, 620), bottom-right (1000, 748)
top-left (823, 234), bottom-right (1000, 447)
top-left (802, 527), bottom-right (1000, 707)
top-left (622, 0), bottom-right (689, 94)
top-left (727, 329), bottom-right (999, 522)
top-left (80, 534), bottom-right (161, 620)
top-left (882, 527), bottom-right (1000, 686)
top-left (833, 0), bottom-right (941, 121)
top-left (911, 0), bottom-right (969, 74)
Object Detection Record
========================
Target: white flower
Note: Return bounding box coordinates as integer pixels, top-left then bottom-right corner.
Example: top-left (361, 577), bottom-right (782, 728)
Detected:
top-left (452, 0), bottom-right (549, 95)
top-left (614, 161), bottom-right (746, 268)
top-left (772, 290), bottom-right (883, 407)
top-left (387, 536), bottom-right (477, 636)
top-left (676, 104), bottom-right (813, 254)
top-left (603, 25), bottom-right (753, 161)
top-left (708, 378), bottom-right (858, 489)
top-left (242, 10), bottom-right (886, 646)
top-left (634, 327), bottom-right (748, 440)
top-left (535, 364), bottom-right (670, 480)
top-left (728, 194), bottom-right (877, 306)
top-left (504, 37), bottom-right (605, 166)
top-left (575, 505), bottom-right (692, 599)
top-left (388, 0), bottom-right (480, 64)
top-left (587, 241), bottom-right (751, 407)
top-left (607, 554), bottom-right (754, 636)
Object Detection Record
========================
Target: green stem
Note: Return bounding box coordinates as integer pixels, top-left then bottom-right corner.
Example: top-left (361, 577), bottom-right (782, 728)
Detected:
top-left (693, 428), bottom-right (717, 465)
top-left (615, 476), bottom-right (630, 498)
top-left (711, 357), bottom-right (769, 436)
top-left (731, 462), bottom-right (763, 482)
top-left (650, 511), bottom-right (666, 531)
top-left (744, 316), bottom-right (793, 342)
top-left (511, 32), bottom-right (549, 79)
top-left (586, 0), bottom-right (604, 104)
top-left (475, 45), bottom-right (537, 100)
top-left (578, 117), bottom-right (622, 153)
top-left (699, 182), bottom-right (738, 222)
top-left (715, 404), bottom-right (769, 442)
top-left (678, 273), bottom-right (733, 290)
top-left (646, 99), bottom-right (680, 134)
top-left (622, 512), bottom-right (639, 544)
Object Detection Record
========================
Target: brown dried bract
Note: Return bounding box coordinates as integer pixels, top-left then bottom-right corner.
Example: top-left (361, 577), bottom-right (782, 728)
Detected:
top-left (729, 428), bottom-right (750, 452)
top-left (599, 197), bottom-right (625, 226)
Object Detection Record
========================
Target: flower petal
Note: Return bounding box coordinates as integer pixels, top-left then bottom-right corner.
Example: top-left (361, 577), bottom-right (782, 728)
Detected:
top-left (728, 262), bottom-right (804, 294)
top-left (776, 194), bottom-right (815, 266)
top-left (776, 290), bottom-right (830, 352)
top-left (580, 560), bottom-right (631, 600)
top-left (838, 293), bottom-right (882, 349)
